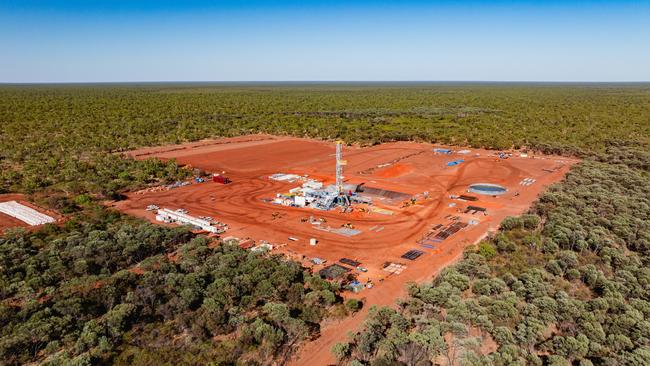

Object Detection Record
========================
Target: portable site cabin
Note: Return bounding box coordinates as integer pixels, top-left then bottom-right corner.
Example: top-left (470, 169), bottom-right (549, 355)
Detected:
top-left (156, 208), bottom-right (221, 234)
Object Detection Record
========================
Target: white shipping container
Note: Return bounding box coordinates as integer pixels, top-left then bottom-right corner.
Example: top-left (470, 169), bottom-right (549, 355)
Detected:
top-left (156, 208), bottom-right (220, 233)
top-left (294, 196), bottom-right (306, 207)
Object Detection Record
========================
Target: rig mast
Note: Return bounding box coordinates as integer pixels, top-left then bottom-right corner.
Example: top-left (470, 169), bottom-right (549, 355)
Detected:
top-left (335, 141), bottom-right (345, 193)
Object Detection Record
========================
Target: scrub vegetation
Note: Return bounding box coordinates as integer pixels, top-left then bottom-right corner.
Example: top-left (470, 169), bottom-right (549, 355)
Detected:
top-left (1, 83), bottom-right (649, 195)
top-left (0, 83), bottom-right (649, 365)
top-left (335, 155), bottom-right (650, 365)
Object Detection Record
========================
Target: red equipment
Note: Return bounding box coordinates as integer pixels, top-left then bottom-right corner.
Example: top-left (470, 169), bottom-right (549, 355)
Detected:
top-left (212, 174), bottom-right (231, 184)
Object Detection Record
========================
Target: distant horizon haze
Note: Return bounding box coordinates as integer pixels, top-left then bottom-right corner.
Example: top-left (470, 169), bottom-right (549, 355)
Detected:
top-left (2, 81), bottom-right (650, 85)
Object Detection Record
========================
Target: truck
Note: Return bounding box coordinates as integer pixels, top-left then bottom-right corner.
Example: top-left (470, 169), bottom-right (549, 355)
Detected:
top-left (212, 174), bottom-right (231, 184)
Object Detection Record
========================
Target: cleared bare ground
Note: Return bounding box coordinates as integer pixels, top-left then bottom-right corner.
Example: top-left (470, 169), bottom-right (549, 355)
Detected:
top-left (116, 135), bottom-right (576, 364)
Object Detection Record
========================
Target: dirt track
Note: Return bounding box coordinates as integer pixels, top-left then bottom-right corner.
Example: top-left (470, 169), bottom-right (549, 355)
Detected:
top-left (117, 135), bottom-right (576, 365)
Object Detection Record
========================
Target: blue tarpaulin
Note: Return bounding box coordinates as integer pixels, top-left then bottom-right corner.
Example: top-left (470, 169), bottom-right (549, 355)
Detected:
top-left (434, 148), bottom-right (452, 154)
top-left (447, 159), bottom-right (464, 167)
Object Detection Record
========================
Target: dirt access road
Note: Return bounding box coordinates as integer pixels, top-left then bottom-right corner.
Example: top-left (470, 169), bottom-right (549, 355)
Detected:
top-left (117, 135), bottom-right (576, 365)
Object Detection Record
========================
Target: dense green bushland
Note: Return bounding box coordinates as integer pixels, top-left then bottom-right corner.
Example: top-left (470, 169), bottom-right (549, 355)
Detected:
top-left (0, 208), bottom-right (343, 365)
top-left (334, 148), bottom-right (650, 365)
top-left (0, 84), bottom-right (649, 365)
top-left (1, 83), bottom-right (649, 195)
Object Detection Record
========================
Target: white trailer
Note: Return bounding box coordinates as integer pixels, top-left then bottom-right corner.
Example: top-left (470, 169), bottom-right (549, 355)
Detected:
top-left (156, 208), bottom-right (221, 233)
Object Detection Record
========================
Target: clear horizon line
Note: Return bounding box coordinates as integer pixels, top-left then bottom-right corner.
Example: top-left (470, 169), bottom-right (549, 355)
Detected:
top-left (2, 80), bottom-right (650, 85)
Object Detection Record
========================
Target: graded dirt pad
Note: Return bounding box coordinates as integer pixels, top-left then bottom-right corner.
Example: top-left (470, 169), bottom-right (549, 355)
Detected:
top-left (0, 194), bottom-right (60, 233)
top-left (373, 163), bottom-right (411, 178)
top-left (0, 211), bottom-right (28, 232)
top-left (118, 135), bottom-right (577, 364)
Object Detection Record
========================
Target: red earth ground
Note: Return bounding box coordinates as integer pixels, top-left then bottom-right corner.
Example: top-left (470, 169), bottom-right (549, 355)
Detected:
top-left (0, 194), bottom-right (60, 234)
top-left (115, 135), bottom-right (577, 365)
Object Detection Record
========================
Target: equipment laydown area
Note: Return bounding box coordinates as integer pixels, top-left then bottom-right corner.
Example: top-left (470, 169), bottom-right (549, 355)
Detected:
top-left (115, 135), bottom-right (576, 286)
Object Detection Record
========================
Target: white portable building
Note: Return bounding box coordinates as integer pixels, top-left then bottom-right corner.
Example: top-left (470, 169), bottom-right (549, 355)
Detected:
top-left (156, 208), bottom-right (220, 233)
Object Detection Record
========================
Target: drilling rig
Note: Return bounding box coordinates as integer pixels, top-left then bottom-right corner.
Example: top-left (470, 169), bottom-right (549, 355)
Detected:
top-left (335, 141), bottom-right (345, 193)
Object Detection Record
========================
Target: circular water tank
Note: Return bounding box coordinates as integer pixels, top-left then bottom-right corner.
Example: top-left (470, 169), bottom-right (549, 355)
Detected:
top-left (468, 183), bottom-right (507, 195)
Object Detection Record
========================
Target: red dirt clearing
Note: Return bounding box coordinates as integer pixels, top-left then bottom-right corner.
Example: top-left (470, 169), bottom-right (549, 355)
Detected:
top-left (0, 212), bottom-right (27, 232)
top-left (117, 134), bottom-right (577, 365)
top-left (373, 163), bottom-right (411, 178)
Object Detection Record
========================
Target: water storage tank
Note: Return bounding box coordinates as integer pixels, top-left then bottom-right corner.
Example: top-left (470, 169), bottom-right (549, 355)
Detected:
top-left (468, 183), bottom-right (507, 195)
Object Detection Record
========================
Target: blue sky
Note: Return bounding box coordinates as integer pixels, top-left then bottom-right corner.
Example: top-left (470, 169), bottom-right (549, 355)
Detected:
top-left (1, 1), bottom-right (649, 82)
